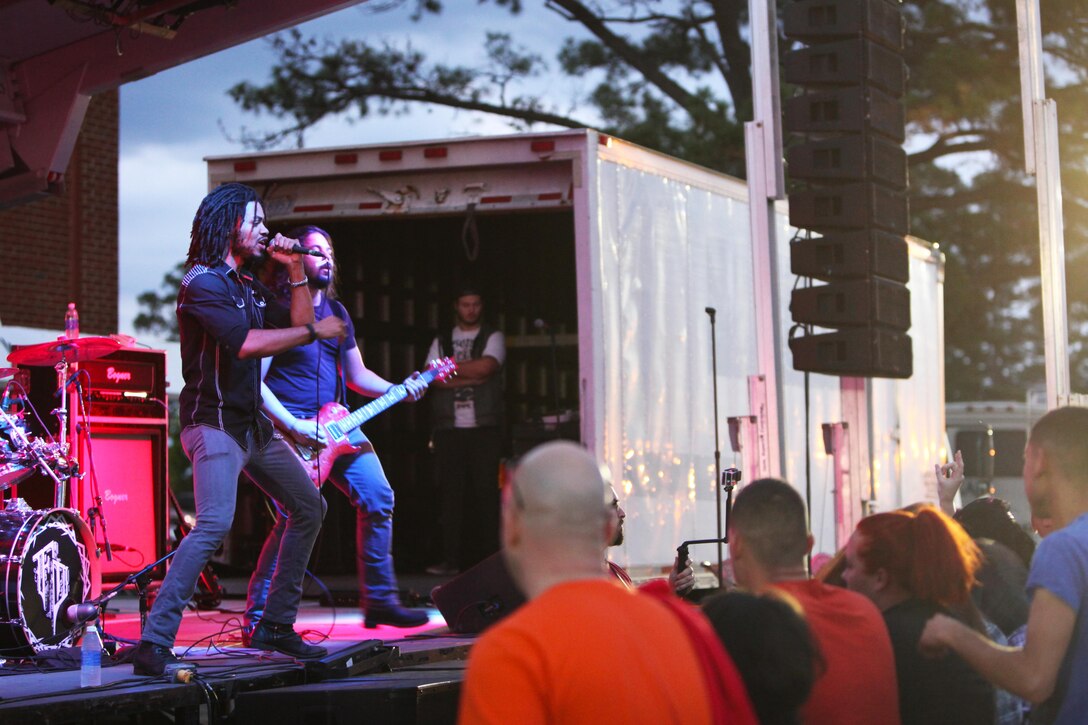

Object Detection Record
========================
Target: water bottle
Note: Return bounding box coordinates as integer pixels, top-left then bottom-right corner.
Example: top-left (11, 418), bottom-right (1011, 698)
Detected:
top-left (64, 302), bottom-right (80, 339)
top-left (80, 622), bottom-right (102, 687)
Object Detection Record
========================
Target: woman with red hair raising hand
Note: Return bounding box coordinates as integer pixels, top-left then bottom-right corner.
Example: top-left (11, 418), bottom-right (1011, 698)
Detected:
top-left (842, 505), bottom-right (995, 725)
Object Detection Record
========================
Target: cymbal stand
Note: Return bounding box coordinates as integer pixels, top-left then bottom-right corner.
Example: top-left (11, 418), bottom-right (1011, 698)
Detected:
top-left (77, 391), bottom-right (115, 563)
top-left (51, 354), bottom-right (85, 510)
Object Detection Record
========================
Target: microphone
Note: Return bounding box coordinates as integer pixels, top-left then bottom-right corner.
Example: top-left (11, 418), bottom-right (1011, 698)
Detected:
top-left (533, 318), bottom-right (550, 330)
top-left (65, 602), bottom-right (100, 625)
top-left (260, 238), bottom-right (325, 258)
top-left (0, 382), bottom-right (12, 411)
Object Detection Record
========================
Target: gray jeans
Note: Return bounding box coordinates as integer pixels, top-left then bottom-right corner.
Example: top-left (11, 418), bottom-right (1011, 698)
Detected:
top-left (142, 424), bottom-right (326, 648)
top-left (246, 428), bottom-right (400, 619)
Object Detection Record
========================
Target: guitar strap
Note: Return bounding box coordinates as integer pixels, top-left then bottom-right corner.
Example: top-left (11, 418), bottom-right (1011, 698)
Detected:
top-left (330, 298), bottom-right (349, 405)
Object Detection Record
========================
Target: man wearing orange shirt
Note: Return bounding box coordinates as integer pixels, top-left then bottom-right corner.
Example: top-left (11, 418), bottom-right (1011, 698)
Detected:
top-left (728, 478), bottom-right (901, 725)
top-left (458, 441), bottom-right (755, 725)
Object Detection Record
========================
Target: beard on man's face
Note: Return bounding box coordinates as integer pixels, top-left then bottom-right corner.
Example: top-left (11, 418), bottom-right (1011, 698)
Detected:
top-left (610, 522), bottom-right (624, 547)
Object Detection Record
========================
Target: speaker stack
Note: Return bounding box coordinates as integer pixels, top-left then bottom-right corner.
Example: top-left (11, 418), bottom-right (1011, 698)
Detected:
top-left (19, 347), bottom-right (169, 582)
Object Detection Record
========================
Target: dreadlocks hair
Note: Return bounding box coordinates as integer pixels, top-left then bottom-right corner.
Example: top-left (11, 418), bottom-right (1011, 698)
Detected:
top-left (266, 224), bottom-right (339, 301)
top-left (186, 182), bottom-right (259, 267)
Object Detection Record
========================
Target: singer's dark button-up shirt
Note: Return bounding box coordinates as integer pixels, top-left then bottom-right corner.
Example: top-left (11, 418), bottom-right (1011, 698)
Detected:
top-left (176, 261), bottom-right (289, 450)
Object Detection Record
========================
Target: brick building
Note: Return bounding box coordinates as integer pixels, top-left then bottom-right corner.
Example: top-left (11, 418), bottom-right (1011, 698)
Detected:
top-left (0, 90), bottom-right (118, 336)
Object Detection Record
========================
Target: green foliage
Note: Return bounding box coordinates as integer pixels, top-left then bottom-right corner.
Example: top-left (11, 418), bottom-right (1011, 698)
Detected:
top-left (133, 261), bottom-right (185, 342)
top-left (133, 262), bottom-right (189, 490)
top-left (217, 0), bottom-right (1088, 401)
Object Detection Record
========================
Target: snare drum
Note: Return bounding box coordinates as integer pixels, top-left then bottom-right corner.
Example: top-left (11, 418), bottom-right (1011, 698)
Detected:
top-left (0, 506), bottom-right (99, 656)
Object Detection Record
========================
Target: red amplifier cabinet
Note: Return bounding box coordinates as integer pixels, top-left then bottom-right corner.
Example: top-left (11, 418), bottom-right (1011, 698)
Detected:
top-left (17, 347), bottom-right (169, 581)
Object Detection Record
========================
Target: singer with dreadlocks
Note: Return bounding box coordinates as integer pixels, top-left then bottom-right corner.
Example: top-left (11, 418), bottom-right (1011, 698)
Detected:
top-left (132, 183), bottom-right (347, 677)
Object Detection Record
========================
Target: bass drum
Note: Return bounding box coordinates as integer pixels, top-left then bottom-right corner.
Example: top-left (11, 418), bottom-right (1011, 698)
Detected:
top-left (0, 507), bottom-right (99, 656)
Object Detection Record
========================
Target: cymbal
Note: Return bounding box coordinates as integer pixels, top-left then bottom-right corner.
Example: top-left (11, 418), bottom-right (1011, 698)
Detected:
top-left (0, 368), bottom-right (17, 378)
top-left (8, 337), bottom-right (121, 366)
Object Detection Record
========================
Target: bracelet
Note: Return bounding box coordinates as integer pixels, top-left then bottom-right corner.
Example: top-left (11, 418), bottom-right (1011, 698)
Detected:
top-left (305, 323), bottom-right (317, 343)
top-left (288, 278), bottom-right (308, 289)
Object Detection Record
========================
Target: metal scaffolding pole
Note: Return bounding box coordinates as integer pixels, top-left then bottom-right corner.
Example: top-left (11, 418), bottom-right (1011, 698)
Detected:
top-left (745, 0), bottom-right (786, 477)
top-left (1016, 0), bottom-right (1082, 408)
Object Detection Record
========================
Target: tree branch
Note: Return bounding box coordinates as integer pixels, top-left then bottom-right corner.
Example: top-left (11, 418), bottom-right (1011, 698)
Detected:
top-left (908, 128), bottom-right (1001, 165)
top-left (546, 0), bottom-right (708, 119)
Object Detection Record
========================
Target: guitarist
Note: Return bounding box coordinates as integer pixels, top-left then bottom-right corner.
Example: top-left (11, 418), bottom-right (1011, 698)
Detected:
top-left (245, 225), bottom-right (430, 630)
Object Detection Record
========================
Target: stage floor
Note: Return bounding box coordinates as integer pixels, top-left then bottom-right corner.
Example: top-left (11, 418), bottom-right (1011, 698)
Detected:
top-left (0, 576), bottom-right (474, 724)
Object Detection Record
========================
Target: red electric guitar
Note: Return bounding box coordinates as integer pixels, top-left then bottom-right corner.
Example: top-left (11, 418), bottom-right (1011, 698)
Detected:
top-left (285, 357), bottom-right (457, 487)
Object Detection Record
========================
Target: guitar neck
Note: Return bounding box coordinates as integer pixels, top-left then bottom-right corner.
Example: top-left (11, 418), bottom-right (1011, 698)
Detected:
top-left (336, 368), bottom-right (441, 433)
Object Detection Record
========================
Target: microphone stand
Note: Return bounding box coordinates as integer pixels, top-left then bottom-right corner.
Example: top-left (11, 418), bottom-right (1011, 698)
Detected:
top-left (71, 549), bottom-right (177, 640)
top-left (705, 307), bottom-right (724, 588)
top-left (76, 396), bottom-right (115, 563)
top-left (675, 468), bottom-right (741, 589)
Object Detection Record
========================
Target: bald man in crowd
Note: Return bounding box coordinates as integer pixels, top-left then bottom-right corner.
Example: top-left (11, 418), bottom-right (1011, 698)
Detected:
top-left (921, 406), bottom-right (1088, 724)
top-left (457, 441), bottom-right (755, 725)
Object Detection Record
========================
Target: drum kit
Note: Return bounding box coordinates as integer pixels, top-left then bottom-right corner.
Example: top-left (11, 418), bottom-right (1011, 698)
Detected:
top-left (0, 335), bottom-right (122, 657)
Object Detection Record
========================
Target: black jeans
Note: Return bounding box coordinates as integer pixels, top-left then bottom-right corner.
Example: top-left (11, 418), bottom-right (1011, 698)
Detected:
top-left (433, 426), bottom-right (502, 569)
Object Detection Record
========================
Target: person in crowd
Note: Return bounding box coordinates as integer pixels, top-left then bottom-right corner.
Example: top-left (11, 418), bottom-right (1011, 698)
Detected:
top-left (425, 287), bottom-right (504, 575)
top-left (953, 497), bottom-right (1033, 638)
top-left (844, 505), bottom-right (995, 724)
top-left (133, 183), bottom-right (346, 676)
top-left (728, 478), bottom-right (900, 725)
top-left (702, 590), bottom-right (821, 725)
top-left (921, 406), bottom-right (1088, 724)
top-left (244, 225), bottom-right (430, 631)
top-left (954, 496), bottom-right (1035, 571)
top-left (458, 441), bottom-right (757, 724)
top-left (606, 483), bottom-right (694, 594)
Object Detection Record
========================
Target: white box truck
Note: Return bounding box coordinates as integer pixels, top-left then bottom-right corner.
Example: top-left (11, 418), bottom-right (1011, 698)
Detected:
top-left (207, 129), bottom-right (946, 575)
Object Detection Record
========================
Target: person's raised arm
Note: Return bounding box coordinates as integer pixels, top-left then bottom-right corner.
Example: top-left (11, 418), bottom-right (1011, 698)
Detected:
top-left (935, 449), bottom-right (964, 516)
top-left (343, 345), bottom-right (427, 401)
top-left (268, 234), bottom-right (316, 328)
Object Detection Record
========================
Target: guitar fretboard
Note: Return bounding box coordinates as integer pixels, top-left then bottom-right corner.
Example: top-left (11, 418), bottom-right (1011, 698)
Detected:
top-left (325, 367), bottom-right (444, 439)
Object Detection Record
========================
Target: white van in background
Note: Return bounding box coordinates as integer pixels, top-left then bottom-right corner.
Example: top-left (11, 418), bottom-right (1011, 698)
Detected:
top-left (945, 392), bottom-right (1046, 526)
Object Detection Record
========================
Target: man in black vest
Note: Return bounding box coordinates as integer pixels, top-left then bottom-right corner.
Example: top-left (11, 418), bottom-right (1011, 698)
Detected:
top-left (425, 287), bottom-right (505, 575)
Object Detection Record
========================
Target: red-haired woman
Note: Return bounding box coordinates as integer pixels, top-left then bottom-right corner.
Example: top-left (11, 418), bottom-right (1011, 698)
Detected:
top-left (842, 505), bottom-right (995, 725)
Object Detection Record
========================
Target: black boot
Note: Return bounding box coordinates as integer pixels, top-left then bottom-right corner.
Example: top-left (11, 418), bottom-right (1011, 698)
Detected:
top-left (250, 619), bottom-right (327, 659)
top-left (132, 640), bottom-right (192, 677)
top-left (365, 605), bottom-right (430, 628)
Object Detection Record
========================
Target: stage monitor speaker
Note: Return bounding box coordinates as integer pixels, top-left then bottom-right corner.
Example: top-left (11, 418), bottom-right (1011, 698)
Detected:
top-left (76, 424), bottom-right (168, 581)
top-left (430, 552), bottom-right (526, 634)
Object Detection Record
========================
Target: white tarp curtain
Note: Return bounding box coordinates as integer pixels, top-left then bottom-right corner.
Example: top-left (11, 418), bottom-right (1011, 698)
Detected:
top-left (595, 158), bottom-right (758, 570)
top-left (592, 152), bottom-right (944, 569)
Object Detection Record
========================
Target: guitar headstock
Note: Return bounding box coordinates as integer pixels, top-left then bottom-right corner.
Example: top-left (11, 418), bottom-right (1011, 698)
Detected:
top-left (427, 357), bottom-right (458, 383)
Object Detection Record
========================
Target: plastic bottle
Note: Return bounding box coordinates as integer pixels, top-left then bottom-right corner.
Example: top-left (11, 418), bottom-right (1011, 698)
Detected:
top-left (80, 621), bottom-right (102, 687)
top-left (64, 302), bottom-right (80, 339)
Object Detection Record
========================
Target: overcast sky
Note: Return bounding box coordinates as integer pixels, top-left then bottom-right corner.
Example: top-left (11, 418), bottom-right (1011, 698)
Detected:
top-left (118, 2), bottom-right (586, 387)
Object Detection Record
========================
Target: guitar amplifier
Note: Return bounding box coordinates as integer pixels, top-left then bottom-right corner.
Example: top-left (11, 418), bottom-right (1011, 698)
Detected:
top-left (80, 349), bottom-right (168, 422)
top-left (17, 347), bottom-right (169, 581)
top-left (21, 347), bottom-right (168, 428)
